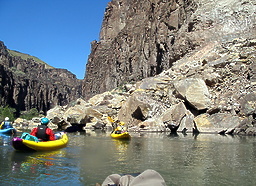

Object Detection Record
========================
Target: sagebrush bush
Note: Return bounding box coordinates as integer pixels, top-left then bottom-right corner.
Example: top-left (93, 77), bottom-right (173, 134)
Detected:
top-left (0, 106), bottom-right (16, 122)
top-left (20, 108), bottom-right (40, 120)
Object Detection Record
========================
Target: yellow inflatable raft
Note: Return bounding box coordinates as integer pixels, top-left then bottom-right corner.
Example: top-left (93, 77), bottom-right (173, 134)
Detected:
top-left (111, 132), bottom-right (131, 139)
top-left (12, 133), bottom-right (68, 151)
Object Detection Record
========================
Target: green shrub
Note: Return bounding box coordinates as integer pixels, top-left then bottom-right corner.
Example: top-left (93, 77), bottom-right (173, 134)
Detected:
top-left (0, 106), bottom-right (16, 122)
top-left (20, 108), bottom-right (40, 120)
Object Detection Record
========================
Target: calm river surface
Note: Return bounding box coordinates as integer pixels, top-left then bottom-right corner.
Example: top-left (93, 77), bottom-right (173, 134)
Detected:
top-left (1, 131), bottom-right (256, 186)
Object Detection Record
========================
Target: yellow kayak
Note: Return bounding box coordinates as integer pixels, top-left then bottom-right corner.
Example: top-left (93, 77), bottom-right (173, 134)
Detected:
top-left (111, 132), bottom-right (131, 139)
top-left (12, 133), bottom-right (68, 151)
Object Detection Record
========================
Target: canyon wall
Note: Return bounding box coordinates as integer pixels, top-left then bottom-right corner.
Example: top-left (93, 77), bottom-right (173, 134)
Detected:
top-left (0, 41), bottom-right (82, 115)
top-left (83, 0), bottom-right (255, 99)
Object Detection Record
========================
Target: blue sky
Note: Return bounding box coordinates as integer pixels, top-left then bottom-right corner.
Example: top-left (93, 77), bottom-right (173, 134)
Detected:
top-left (0, 0), bottom-right (110, 79)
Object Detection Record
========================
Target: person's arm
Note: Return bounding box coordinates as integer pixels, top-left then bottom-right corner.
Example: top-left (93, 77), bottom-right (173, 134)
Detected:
top-left (0, 122), bottom-right (3, 129)
top-left (46, 128), bottom-right (56, 141)
top-left (30, 128), bottom-right (37, 136)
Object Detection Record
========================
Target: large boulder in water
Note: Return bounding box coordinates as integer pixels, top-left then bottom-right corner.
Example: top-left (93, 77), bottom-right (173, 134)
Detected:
top-left (194, 113), bottom-right (241, 134)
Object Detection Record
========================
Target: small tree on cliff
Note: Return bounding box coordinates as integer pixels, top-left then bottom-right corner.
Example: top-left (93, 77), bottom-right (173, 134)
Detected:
top-left (0, 106), bottom-right (16, 122)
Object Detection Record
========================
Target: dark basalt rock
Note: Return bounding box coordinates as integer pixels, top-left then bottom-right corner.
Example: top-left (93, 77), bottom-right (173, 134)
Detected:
top-left (83, 0), bottom-right (256, 101)
top-left (0, 41), bottom-right (83, 115)
top-left (83, 0), bottom-right (198, 99)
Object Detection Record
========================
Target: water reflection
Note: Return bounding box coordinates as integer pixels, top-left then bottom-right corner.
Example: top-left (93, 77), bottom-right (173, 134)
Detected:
top-left (11, 149), bottom-right (66, 175)
top-left (113, 139), bottom-right (130, 152)
top-left (168, 132), bottom-right (179, 138)
top-left (112, 139), bottom-right (130, 163)
top-left (0, 133), bottom-right (15, 146)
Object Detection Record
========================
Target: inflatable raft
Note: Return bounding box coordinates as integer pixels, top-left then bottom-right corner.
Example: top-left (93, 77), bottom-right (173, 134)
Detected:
top-left (12, 133), bottom-right (68, 151)
top-left (0, 128), bottom-right (16, 134)
top-left (111, 131), bottom-right (131, 139)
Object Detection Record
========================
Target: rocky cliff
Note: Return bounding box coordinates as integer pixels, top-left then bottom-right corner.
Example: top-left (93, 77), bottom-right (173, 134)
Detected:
top-left (0, 41), bottom-right (83, 115)
top-left (83, 0), bottom-right (256, 99)
top-left (10, 0), bottom-right (256, 135)
top-left (43, 35), bottom-right (255, 135)
top-left (48, 0), bottom-right (255, 135)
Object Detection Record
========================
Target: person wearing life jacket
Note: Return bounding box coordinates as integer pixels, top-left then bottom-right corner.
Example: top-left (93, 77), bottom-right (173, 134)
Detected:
top-left (0, 117), bottom-right (13, 129)
top-left (30, 117), bottom-right (55, 141)
top-left (114, 121), bottom-right (127, 134)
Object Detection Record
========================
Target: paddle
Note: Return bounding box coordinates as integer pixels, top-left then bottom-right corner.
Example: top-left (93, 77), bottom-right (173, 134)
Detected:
top-left (107, 116), bottom-right (117, 133)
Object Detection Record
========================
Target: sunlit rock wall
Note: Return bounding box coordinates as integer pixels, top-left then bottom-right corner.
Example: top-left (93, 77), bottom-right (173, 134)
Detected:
top-left (83, 0), bottom-right (255, 99)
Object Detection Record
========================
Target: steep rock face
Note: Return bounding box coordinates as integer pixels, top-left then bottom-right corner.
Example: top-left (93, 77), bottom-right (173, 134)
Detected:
top-left (0, 41), bottom-right (82, 115)
top-left (83, 0), bottom-right (255, 99)
top-left (29, 35), bottom-right (255, 133)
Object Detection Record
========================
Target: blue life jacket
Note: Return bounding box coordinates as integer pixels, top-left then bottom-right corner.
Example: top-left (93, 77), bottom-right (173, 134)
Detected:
top-left (36, 125), bottom-right (49, 141)
top-left (3, 121), bottom-right (12, 129)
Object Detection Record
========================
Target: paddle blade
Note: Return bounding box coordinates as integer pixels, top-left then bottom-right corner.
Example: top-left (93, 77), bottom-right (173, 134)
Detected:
top-left (108, 116), bottom-right (114, 123)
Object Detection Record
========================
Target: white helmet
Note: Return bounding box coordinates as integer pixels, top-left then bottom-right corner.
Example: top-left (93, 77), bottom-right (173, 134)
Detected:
top-left (5, 117), bottom-right (9, 121)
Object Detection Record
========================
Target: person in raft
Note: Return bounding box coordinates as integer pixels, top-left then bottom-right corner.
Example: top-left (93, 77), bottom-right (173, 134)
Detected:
top-left (30, 117), bottom-right (55, 141)
top-left (0, 117), bottom-right (13, 129)
top-left (114, 120), bottom-right (127, 134)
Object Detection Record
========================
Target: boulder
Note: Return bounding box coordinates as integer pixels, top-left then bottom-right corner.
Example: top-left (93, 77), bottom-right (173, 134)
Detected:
top-left (194, 113), bottom-right (241, 133)
top-left (174, 78), bottom-right (211, 110)
top-left (46, 105), bottom-right (66, 123)
top-left (13, 118), bottom-right (29, 130)
top-left (118, 91), bottom-right (152, 126)
top-left (63, 106), bottom-right (102, 125)
top-left (137, 76), bottom-right (171, 90)
top-left (238, 92), bottom-right (256, 116)
top-left (162, 102), bottom-right (187, 124)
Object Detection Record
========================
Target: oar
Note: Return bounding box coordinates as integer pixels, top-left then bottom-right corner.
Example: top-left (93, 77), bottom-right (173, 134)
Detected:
top-left (107, 116), bottom-right (115, 123)
top-left (107, 116), bottom-right (118, 133)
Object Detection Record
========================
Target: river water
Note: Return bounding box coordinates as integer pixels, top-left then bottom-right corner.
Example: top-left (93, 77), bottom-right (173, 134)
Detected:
top-left (0, 131), bottom-right (256, 186)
